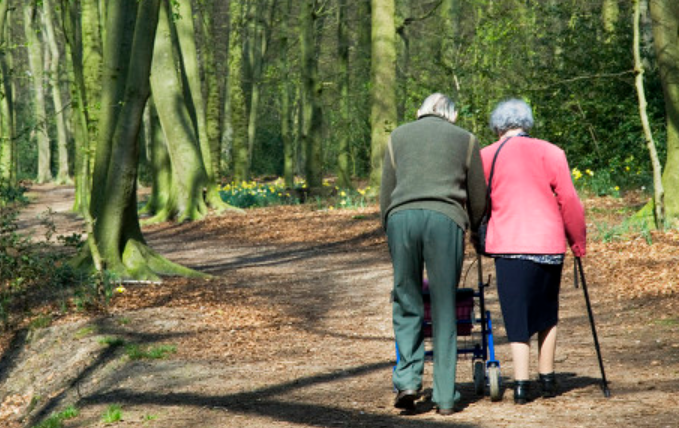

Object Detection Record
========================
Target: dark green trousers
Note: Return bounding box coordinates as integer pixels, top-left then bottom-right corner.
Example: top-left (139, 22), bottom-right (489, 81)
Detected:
top-left (387, 209), bottom-right (464, 409)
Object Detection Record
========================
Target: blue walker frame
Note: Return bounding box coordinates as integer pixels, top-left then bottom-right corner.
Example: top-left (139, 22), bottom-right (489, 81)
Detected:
top-left (394, 258), bottom-right (502, 401)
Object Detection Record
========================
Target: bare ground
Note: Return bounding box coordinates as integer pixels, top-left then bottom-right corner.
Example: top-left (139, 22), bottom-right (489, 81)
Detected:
top-left (1, 184), bottom-right (678, 428)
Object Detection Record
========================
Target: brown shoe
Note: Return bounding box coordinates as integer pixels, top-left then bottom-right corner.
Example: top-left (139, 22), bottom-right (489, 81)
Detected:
top-left (394, 389), bottom-right (419, 409)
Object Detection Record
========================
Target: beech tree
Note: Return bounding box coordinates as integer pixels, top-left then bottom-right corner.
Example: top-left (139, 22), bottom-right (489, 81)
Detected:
top-left (23, 1), bottom-right (51, 183)
top-left (368, 0), bottom-right (397, 190)
top-left (77, 0), bottom-right (199, 279)
top-left (0, 0), bottom-right (15, 186)
top-left (144, 0), bottom-right (235, 223)
top-left (650, 0), bottom-right (679, 222)
top-left (300, 0), bottom-right (324, 192)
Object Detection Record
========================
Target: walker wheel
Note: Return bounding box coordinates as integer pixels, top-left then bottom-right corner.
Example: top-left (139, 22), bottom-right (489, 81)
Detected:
top-left (489, 365), bottom-right (502, 401)
top-left (473, 360), bottom-right (485, 396)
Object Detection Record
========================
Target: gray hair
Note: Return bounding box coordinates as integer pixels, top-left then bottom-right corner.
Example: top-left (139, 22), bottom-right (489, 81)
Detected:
top-left (489, 98), bottom-right (534, 136)
top-left (417, 93), bottom-right (456, 123)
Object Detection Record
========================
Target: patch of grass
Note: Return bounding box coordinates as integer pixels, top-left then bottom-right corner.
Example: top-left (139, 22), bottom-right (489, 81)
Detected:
top-left (101, 404), bottom-right (123, 423)
top-left (74, 326), bottom-right (97, 339)
top-left (98, 336), bottom-right (126, 347)
top-left (654, 318), bottom-right (679, 327)
top-left (143, 414), bottom-right (158, 421)
top-left (28, 314), bottom-right (53, 330)
top-left (33, 405), bottom-right (79, 428)
top-left (117, 316), bottom-right (131, 325)
top-left (126, 344), bottom-right (177, 360)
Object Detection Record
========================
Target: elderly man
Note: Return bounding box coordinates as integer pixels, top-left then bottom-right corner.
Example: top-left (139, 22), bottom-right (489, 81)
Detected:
top-left (380, 93), bottom-right (487, 415)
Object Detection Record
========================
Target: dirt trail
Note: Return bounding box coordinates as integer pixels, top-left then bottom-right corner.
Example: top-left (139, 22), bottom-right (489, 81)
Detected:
top-left (1, 184), bottom-right (678, 428)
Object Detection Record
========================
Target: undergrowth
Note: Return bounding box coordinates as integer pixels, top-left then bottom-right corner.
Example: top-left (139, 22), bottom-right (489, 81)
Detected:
top-left (0, 184), bottom-right (119, 331)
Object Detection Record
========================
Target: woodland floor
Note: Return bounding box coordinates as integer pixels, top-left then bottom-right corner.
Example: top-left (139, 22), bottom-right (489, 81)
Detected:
top-left (1, 184), bottom-right (678, 428)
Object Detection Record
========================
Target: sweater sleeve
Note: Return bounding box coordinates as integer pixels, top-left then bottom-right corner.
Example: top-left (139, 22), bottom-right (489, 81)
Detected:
top-left (550, 149), bottom-right (587, 257)
top-left (466, 138), bottom-right (488, 232)
top-left (379, 136), bottom-right (396, 230)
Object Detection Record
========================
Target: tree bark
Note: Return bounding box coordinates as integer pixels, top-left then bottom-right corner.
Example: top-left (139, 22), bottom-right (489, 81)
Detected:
top-left (280, 0), bottom-right (294, 188)
top-left (60, 0), bottom-right (91, 213)
top-left (336, 0), bottom-right (352, 189)
top-left (43, 0), bottom-right (72, 184)
top-left (0, 0), bottom-right (15, 186)
top-left (634, 0), bottom-right (665, 228)
top-left (368, 0), bottom-right (397, 191)
top-left (300, 0), bottom-right (324, 193)
top-left (229, 0), bottom-right (249, 182)
top-left (650, 0), bottom-right (679, 221)
top-left (90, 0), bottom-right (135, 217)
top-left (24, 1), bottom-right (52, 183)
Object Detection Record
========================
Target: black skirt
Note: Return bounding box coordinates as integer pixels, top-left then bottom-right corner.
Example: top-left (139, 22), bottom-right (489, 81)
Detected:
top-left (495, 258), bottom-right (563, 342)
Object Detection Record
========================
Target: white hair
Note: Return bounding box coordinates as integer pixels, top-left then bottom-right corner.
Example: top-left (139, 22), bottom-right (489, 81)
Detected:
top-left (417, 93), bottom-right (457, 124)
top-left (489, 98), bottom-right (534, 136)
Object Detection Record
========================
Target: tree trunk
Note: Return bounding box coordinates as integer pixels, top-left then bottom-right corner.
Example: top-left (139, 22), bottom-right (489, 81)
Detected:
top-left (148, 0), bottom-right (239, 223)
top-left (90, 0), bottom-right (135, 217)
top-left (280, 0), bottom-right (294, 188)
top-left (368, 0), bottom-right (397, 191)
top-left (634, 0), bottom-right (665, 228)
top-left (650, 0), bottom-right (679, 221)
top-left (81, 0), bottom-right (103, 181)
top-left (196, 0), bottom-right (224, 181)
top-left (336, 0), bottom-right (352, 188)
top-left (300, 0), bottom-right (324, 193)
top-left (24, 1), bottom-right (52, 183)
top-left (43, 0), bottom-right (72, 184)
top-left (149, 0), bottom-right (208, 222)
top-left (0, 0), bottom-right (15, 186)
top-left (60, 0), bottom-right (91, 213)
top-left (395, 0), bottom-right (410, 123)
top-left (77, 0), bottom-right (199, 279)
top-left (229, 0), bottom-right (249, 182)
top-left (139, 100), bottom-right (172, 218)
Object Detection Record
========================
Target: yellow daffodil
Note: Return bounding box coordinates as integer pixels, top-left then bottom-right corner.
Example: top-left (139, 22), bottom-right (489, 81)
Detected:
top-left (115, 286), bottom-right (126, 294)
top-left (572, 168), bottom-right (583, 180)
top-left (586, 169), bottom-right (594, 176)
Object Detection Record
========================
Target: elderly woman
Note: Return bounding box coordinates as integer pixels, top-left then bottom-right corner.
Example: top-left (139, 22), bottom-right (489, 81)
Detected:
top-left (381, 93), bottom-right (487, 415)
top-left (480, 99), bottom-right (586, 404)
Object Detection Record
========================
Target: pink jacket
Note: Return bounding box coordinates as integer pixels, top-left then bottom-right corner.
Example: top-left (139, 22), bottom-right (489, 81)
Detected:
top-left (480, 136), bottom-right (586, 256)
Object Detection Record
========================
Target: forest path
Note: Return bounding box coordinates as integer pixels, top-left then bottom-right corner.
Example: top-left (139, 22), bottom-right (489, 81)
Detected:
top-left (2, 184), bottom-right (678, 427)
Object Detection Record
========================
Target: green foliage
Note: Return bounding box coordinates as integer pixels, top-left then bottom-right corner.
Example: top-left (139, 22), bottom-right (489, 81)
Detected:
top-left (32, 405), bottom-right (79, 428)
top-left (0, 186), bottom-right (77, 326)
top-left (101, 404), bottom-right (123, 424)
top-left (73, 270), bottom-right (120, 311)
top-left (125, 343), bottom-right (177, 360)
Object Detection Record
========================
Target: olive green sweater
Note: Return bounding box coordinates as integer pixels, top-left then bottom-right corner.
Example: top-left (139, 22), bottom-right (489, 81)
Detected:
top-left (379, 115), bottom-right (487, 232)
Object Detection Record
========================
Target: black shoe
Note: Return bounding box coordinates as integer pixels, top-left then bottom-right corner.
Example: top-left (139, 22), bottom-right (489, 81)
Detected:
top-left (513, 380), bottom-right (530, 405)
top-left (539, 372), bottom-right (557, 398)
top-left (394, 389), bottom-right (419, 409)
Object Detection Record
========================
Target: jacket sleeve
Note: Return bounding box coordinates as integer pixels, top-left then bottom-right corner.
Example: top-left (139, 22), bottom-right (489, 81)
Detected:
top-left (466, 138), bottom-right (488, 232)
top-left (379, 136), bottom-right (396, 230)
top-left (551, 149), bottom-right (587, 257)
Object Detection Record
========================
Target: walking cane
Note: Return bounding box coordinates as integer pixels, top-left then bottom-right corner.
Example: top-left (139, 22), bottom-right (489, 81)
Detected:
top-left (574, 257), bottom-right (611, 398)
